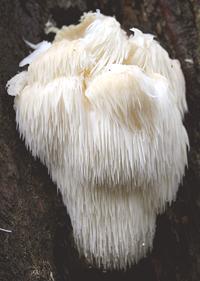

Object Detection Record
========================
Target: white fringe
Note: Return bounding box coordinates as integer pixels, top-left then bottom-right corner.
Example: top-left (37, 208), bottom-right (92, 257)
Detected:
top-left (19, 41), bottom-right (51, 67)
top-left (127, 28), bottom-right (187, 117)
top-left (6, 11), bottom-right (189, 270)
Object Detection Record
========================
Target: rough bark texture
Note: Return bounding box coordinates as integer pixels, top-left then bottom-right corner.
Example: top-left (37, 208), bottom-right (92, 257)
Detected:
top-left (0, 0), bottom-right (200, 280)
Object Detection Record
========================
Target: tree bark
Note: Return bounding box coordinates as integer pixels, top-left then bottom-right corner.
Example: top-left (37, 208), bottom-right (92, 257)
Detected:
top-left (0, 0), bottom-right (200, 280)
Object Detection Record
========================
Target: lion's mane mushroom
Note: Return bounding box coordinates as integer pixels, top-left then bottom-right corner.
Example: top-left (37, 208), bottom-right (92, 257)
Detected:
top-left (7, 11), bottom-right (189, 270)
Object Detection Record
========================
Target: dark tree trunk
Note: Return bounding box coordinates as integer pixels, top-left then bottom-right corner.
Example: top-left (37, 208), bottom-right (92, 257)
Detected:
top-left (0, 0), bottom-right (200, 280)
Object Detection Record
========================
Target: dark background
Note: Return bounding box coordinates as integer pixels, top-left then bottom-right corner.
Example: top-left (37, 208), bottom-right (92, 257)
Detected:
top-left (0, 0), bottom-right (200, 280)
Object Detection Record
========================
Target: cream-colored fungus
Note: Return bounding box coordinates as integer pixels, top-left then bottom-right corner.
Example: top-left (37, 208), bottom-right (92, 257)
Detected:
top-left (7, 11), bottom-right (188, 270)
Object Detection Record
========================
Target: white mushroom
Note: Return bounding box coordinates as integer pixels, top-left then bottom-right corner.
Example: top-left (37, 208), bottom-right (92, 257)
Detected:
top-left (7, 11), bottom-right (189, 270)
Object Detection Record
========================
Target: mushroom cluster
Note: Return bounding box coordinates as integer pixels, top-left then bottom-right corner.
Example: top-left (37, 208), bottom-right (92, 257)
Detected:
top-left (7, 11), bottom-right (189, 269)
